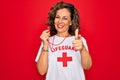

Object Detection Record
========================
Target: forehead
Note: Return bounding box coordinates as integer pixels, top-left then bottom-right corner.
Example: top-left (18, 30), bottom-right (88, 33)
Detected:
top-left (56, 8), bottom-right (71, 16)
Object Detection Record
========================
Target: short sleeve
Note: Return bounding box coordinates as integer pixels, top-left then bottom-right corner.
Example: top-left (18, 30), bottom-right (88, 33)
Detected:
top-left (81, 37), bottom-right (89, 52)
top-left (35, 42), bottom-right (43, 62)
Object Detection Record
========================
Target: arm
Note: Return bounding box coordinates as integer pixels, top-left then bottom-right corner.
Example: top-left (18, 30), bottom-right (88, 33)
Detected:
top-left (73, 39), bottom-right (92, 70)
top-left (72, 29), bottom-right (92, 70)
top-left (80, 45), bottom-right (92, 70)
top-left (36, 30), bottom-right (50, 75)
top-left (36, 45), bottom-right (48, 75)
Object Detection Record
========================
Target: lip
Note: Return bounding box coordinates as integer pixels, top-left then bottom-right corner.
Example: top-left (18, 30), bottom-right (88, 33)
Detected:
top-left (57, 24), bottom-right (64, 29)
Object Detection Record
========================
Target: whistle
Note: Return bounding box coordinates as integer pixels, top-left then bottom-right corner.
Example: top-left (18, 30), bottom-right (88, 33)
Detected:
top-left (47, 26), bottom-right (50, 31)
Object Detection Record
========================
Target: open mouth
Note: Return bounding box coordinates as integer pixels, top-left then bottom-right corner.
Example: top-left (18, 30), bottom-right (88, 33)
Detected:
top-left (57, 24), bottom-right (64, 29)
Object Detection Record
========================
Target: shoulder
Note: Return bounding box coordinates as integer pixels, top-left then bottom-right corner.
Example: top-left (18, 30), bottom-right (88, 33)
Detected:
top-left (49, 35), bottom-right (55, 38)
top-left (81, 36), bottom-right (87, 42)
top-left (69, 35), bottom-right (87, 41)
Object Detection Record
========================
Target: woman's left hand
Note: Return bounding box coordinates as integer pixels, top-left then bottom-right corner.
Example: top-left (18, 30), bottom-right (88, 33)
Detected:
top-left (72, 29), bottom-right (84, 51)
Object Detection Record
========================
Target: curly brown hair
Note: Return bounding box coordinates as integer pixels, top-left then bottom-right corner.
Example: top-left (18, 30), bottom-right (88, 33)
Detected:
top-left (46, 1), bottom-right (80, 36)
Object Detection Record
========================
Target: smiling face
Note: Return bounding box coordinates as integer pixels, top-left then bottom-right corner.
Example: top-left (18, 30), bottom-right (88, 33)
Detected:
top-left (54, 8), bottom-right (72, 37)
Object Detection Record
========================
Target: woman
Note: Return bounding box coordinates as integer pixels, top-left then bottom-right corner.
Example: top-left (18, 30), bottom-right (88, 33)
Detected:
top-left (35, 1), bottom-right (92, 80)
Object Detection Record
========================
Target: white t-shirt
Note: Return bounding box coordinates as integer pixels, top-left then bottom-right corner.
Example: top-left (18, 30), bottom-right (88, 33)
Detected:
top-left (35, 35), bottom-right (89, 80)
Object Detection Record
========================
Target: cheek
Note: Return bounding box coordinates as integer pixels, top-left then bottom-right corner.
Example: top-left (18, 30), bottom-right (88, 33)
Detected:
top-left (65, 19), bottom-right (71, 24)
top-left (65, 21), bottom-right (71, 26)
top-left (54, 19), bottom-right (58, 24)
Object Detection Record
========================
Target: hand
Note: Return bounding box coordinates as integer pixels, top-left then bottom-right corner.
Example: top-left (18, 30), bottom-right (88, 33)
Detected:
top-left (72, 29), bottom-right (83, 51)
top-left (40, 29), bottom-right (50, 46)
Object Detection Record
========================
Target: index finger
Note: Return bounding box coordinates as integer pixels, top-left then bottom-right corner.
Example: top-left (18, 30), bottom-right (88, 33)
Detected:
top-left (43, 30), bottom-right (50, 33)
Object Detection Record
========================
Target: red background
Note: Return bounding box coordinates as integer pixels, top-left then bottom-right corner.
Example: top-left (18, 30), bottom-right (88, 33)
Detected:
top-left (1, 0), bottom-right (120, 80)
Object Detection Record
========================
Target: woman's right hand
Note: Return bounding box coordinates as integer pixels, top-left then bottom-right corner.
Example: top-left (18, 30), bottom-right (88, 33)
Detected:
top-left (40, 30), bottom-right (50, 47)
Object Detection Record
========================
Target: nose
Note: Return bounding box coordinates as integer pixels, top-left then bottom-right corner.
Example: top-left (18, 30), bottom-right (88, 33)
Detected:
top-left (58, 18), bottom-right (62, 24)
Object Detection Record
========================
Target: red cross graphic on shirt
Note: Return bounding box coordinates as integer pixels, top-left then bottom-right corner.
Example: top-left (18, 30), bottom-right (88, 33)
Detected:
top-left (57, 52), bottom-right (72, 67)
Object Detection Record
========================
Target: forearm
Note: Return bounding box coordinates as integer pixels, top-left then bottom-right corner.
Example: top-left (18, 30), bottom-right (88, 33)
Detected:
top-left (36, 46), bottom-right (48, 75)
top-left (80, 45), bottom-right (92, 70)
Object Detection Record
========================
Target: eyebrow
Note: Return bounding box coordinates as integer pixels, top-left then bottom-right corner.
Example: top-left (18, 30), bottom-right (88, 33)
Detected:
top-left (56, 15), bottom-right (68, 18)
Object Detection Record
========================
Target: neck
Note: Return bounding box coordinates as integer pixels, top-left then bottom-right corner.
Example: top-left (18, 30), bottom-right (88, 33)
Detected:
top-left (56, 32), bottom-right (70, 38)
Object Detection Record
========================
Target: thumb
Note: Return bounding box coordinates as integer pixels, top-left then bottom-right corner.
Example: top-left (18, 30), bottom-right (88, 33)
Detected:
top-left (75, 29), bottom-right (79, 40)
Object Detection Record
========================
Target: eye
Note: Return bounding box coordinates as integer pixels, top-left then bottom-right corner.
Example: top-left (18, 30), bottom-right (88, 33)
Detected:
top-left (62, 16), bottom-right (68, 20)
top-left (55, 15), bottom-right (60, 19)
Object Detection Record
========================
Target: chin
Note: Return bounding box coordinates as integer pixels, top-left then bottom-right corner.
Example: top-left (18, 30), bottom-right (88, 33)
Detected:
top-left (56, 29), bottom-right (63, 33)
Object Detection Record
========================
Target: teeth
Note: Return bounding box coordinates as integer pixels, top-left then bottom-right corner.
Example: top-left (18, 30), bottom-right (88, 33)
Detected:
top-left (59, 25), bottom-right (62, 27)
top-left (58, 24), bottom-right (63, 28)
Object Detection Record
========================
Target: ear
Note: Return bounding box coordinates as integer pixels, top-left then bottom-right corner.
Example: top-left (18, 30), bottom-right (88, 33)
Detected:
top-left (70, 22), bottom-right (72, 26)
